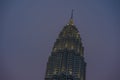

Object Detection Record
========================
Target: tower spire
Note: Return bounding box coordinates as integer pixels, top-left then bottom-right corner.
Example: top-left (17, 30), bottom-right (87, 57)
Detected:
top-left (71, 9), bottom-right (74, 19)
top-left (69, 9), bottom-right (74, 25)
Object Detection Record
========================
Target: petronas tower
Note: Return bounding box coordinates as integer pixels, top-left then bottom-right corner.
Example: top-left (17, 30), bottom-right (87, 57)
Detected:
top-left (45, 11), bottom-right (86, 80)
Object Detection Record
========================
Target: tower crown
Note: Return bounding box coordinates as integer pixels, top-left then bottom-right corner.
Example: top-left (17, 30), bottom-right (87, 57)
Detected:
top-left (52, 11), bottom-right (84, 56)
top-left (59, 10), bottom-right (80, 39)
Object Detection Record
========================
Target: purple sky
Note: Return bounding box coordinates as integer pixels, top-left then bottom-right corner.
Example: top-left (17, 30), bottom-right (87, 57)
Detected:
top-left (1, 0), bottom-right (120, 80)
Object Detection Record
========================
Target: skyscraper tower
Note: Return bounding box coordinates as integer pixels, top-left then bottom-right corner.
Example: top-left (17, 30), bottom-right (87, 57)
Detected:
top-left (45, 11), bottom-right (86, 80)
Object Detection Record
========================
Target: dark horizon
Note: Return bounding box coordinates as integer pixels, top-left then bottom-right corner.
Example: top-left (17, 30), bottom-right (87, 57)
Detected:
top-left (1, 0), bottom-right (120, 80)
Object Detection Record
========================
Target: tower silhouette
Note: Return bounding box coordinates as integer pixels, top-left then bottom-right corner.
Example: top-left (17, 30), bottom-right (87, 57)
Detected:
top-left (45, 11), bottom-right (86, 80)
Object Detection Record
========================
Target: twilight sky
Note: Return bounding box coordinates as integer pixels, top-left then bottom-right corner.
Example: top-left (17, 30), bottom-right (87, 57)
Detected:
top-left (1, 0), bottom-right (120, 80)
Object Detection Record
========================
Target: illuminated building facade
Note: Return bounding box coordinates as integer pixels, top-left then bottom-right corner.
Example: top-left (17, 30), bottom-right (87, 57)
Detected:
top-left (45, 11), bottom-right (86, 80)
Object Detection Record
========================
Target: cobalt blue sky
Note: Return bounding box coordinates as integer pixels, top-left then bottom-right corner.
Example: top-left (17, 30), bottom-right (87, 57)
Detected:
top-left (1, 0), bottom-right (120, 80)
